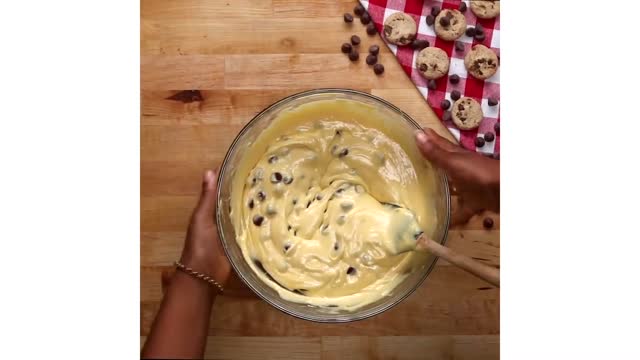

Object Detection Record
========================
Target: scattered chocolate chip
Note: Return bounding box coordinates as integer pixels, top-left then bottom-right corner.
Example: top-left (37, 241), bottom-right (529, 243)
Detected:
top-left (354, 4), bottom-right (364, 16)
top-left (488, 97), bottom-right (499, 106)
top-left (475, 32), bottom-right (485, 42)
top-left (268, 155), bottom-right (278, 163)
top-left (373, 63), bottom-right (385, 75)
top-left (341, 42), bottom-right (352, 53)
top-left (483, 217), bottom-right (494, 229)
top-left (459, 2), bottom-right (467, 12)
top-left (252, 215), bottom-right (264, 226)
top-left (440, 99), bottom-right (451, 110)
top-left (350, 35), bottom-right (361, 46)
top-left (451, 90), bottom-right (461, 101)
top-left (366, 23), bottom-right (377, 35)
top-left (442, 111), bottom-right (452, 121)
top-left (369, 44), bottom-right (380, 55)
top-left (166, 90), bottom-right (204, 103)
top-left (257, 191), bottom-right (266, 201)
top-left (449, 74), bottom-right (460, 84)
top-left (455, 41), bottom-right (465, 52)
top-left (270, 172), bottom-right (283, 183)
top-left (427, 79), bottom-right (437, 90)
top-left (344, 13), bottom-right (354, 23)
top-left (366, 54), bottom-right (378, 65)
top-left (475, 23), bottom-right (485, 34)
top-left (348, 50), bottom-right (359, 61)
top-left (494, 122), bottom-right (500, 135)
top-left (431, 6), bottom-right (440, 16)
top-left (475, 137), bottom-right (485, 147)
top-left (360, 12), bottom-right (371, 25)
top-left (465, 27), bottom-right (476, 37)
top-left (425, 15), bottom-right (435, 26)
top-left (439, 16), bottom-right (450, 27)
top-left (347, 266), bottom-right (357, 275)
top-left (339, 148), bottom-right (349, 157)
top-left (411, 39), bottom-right (429, 50)
top-left (484, 132), bottom-right (495, 142)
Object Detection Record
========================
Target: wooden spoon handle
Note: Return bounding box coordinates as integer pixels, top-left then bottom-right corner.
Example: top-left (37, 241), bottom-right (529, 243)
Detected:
top-left (417, 235), bottom-right (500, 287)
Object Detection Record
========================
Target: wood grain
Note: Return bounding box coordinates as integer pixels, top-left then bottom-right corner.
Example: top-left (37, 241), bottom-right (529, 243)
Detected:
top-left (141, 0), bottom-right (500, 356)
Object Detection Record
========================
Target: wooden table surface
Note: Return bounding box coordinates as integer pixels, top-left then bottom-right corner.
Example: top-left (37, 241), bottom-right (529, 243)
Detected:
top-left (141, 1), bottom-right (500, 358)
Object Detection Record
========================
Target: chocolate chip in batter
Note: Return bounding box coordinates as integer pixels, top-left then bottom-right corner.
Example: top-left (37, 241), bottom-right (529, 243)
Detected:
top-left (439, 16), bottom-right (450, 27)
top-left (414, 231), bottom-right (424, 240)
top-left (440, 99), bottom-right (451, 110)
top-left (343, 13), bottom-right (354, 23)
top-left (252, 215), bottom-right (264, 226)
top-left (270, 172), bottom-right (283, 183)
top-left (488, 97), bottom-right (499, 106)
top-left (341, 42), bottom-right (352, 53)
top-left (360, 12), bottom-right (371, 25)
top-left (465, 27), bottom-right (476, 37)
top-left (266, 204), bottom-right (277, 216)
top-left (306, 200), bottom-right (311, 208)
top-left (484, 132), bottom-right (495, 142)
top-left (351, 35), bottom-right (361, 46)
top-left (283, 175), bottom-right (293, 184)
top-left (459, 2), bottom-right (467, 12)
top-left (366, 23), bottom-right (377, 35)
top-left (425, 15), bottom-right (435, 26)
top-left (284, 244), bottom-right (291, 252)
top-left (257, 191), bottom-right (266, 201)
top-left (475, 137), bottom-right (485, 147)
top-left (369, 44), bottom-right (380, 55)
top-left (411, 39), bottom-right (429, 50)
top-left (348, 50), bottom-right (359, 61)
top-left (316, 194), bottom-right (324, 200)
top-left (427, 79), bottom-right (437, 90)
top-left (293, 289), bottom-right (307, 295)
top-left (347, 267), bottom-right (357, 275)
top-left (340, 201), bottom-right (353, 211)
top-left (451, 90), bottom-right (461, 101)
top-left (338, 148), bottom-right (349, 157)
top-left (248, 199), bottom-right (254, 209)
top-left (483, 217), bottom-right (494, 229)
top-left (292, 198), bottom-right (298, 205)
top-left (449, 74), bottom-right (460, 84)
top-left (354, 4), bottom-right (365, 16)
top-left (337, 215), bottom-right (346, 225)
top-left (431, 6), bottom-right (440, 16)
top-left (321, 224), bottom-right (329, 234)
top-left (334, 242), bottom-right (339, 250)
top-left (268, 155), bottom-right (278, 164)
top-left (287, 225), bottom-right (292, 230)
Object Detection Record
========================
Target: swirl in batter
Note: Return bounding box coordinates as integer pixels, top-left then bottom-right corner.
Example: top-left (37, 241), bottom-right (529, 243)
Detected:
top-left (230, 100), bottom-right (438, 311)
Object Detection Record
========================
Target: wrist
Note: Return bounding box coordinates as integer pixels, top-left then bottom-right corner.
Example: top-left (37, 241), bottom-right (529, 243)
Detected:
top-left (179, 251), bottom-right (231, 286)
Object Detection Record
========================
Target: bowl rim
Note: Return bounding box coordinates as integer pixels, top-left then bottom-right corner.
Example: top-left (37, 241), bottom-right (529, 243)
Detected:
top-left (216, 88), bottom-right (451, 323)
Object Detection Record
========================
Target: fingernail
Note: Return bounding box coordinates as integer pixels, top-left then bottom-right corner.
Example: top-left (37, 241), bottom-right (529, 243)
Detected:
top-left (415, 130), bottom-right (428, 145)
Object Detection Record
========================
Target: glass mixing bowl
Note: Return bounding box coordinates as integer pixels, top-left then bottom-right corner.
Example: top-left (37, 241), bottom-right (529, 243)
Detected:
top-left (216, 89), bottom-right (450, 322)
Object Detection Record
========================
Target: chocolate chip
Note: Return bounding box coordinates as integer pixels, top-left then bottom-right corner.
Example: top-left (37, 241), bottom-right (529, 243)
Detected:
top-left (419, 63), bottom-right (428, 72)
top-left (373, 63), bottom-right (385, 75)
top-left (411, 39), bottom-right (429, 50)
top-left (257, 191), bottom-right (266, 201)
top-left (483, 217), bottom-right (494, 229)
top-left (306, 200), bottom-right (311, 208)
top-left (439, 16), bottom-right (450, 27)
top-left (459, 2), bottom-right (467, 12)
top-left (488, 97), bottom-right (499, 106)
top-left (427, 79), bottom-right (437, 90)
top-left (270, 172), bottom-right (283, 183)
top-left (442, 111), bottom-right (452, 121)
top-left (292, 198), bottom-right (297, 205)
top-left (458, 103), bottom-right (465, 111)
top-left (360, 12), bottom-right (371, 25)
top-left (369, 44), bottom-right (380, 55)
top-left (465, 27), bottom-right (476, 37)
top-left (484, 132), bottom-right (495, 142)
top-left (366, 23), bottom-right (377, 35)
top-left (268, 155), bottom-right (278, 163)
top-left (475, 137), bottom-right (485, 147)
top-left (341, 42), bottom-right (352, 53)
top-left (248, 199), bottom-right (254, 209)
top-left (449, 74), bottom-right (460, 84)
top-left (445, 10), bottom-right (454, 19)
top-left (347, 266), bottom-right (356, 275)
top-left (350, 35), bottom-right (361, 46)
top-left (284, 244), bottom-right (291, 251)
top-left (288, 225), bottom-right (292, 230)
top-left (334, 242), bottom-right (339, 251)
top-left (451, 90), bottom-right (461, 100)
top-left (366, 54), bottom-right (377, 65)
top-left (384, 25), bottom-right (392, 36)
top-left (455, 41), bottom-right (465, 52)
top-left (339, 148), bottom-right (349, 157)
top-left (475, 32), bottom-right (485, 42)
top-left (475, 23), bottom-right (485, 34)
top-left (354, 4), bottom-right (364, 16)
top-left (348, 50), bottom-right (359, 61)
top-left (440, 99), bottom-right (451, 110)
top-left (252, 215), bottom-right (264, 226)
top-left (283, 175), bottom-right (293, 185)
top-left (431, 6), bottom-right (440, 16)
top-left (425, 15), bottom-right (435, 26)
top-left (494, 122), bottom-right (500, 135)
top-left (316, 194), bottom-right (323, 200)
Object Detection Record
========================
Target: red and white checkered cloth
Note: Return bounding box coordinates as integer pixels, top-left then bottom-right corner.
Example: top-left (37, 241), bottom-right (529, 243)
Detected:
top-left (361, 0), bottom-right (500, 155)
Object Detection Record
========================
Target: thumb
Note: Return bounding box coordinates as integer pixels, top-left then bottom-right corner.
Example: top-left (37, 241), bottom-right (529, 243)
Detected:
top-left (414, 129), bottom-right (451, 168)
top-left (193, 169), bottom-right (219, 220)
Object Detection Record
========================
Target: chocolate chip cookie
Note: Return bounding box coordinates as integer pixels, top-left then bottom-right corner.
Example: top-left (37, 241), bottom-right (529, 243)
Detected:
top-left (415, 47), bottom-right (449, 80)
top-left (464, 44), bottom-right (499, 80)
top-left (434, 9), bottom-right (467, 41)
top-left (451, 97), bottom-right (483, 130)
top-left (383, 12), bottom-right (417, 46)
top-left (470, 0), bottom-right (500, 19)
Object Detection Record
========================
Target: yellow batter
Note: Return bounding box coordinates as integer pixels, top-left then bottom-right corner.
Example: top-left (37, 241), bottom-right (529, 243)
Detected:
top-left (230, 99), bottom-right (439, 311)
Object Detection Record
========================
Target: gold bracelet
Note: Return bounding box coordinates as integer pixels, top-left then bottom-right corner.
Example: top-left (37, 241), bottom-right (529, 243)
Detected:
top-left (174, 261), bottom-right (224, 294)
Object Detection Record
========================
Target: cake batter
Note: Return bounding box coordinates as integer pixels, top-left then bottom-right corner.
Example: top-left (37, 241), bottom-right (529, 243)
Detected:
top-left (230, 99), bottom-right (439, 311)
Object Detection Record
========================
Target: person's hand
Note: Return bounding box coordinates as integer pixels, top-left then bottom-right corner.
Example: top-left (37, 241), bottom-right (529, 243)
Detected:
top-left (179, 169), bottom-right (232, 285)
top-left (415, 128), bottom-right (500, 225)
